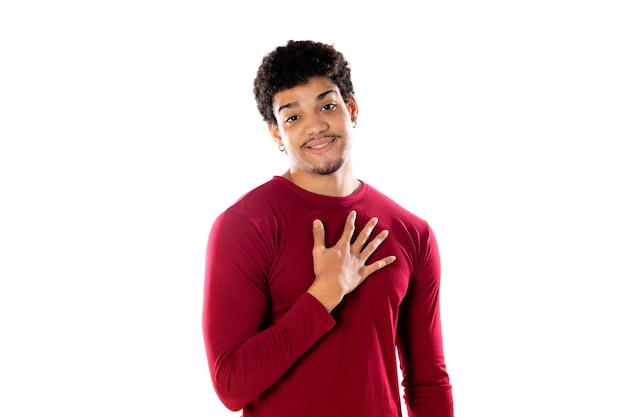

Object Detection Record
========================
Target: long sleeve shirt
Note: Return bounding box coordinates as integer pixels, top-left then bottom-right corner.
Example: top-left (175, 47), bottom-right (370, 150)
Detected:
top-left (203, 176), bottom-right (453, 416)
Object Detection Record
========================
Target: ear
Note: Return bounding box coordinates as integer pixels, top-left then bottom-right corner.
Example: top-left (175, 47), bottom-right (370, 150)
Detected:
top-left (347, 96), bottom-right (359, 123)
top-left (268, 123), bottom-right (283, 147)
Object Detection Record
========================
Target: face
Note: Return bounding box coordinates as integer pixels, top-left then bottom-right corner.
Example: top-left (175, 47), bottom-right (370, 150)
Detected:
top-left (268, 77), bottom-right (358, 177)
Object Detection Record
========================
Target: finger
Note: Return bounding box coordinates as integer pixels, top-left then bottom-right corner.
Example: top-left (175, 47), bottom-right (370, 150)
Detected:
top-left (338, 210), bottom-right (357, 245)
top-left (361, 255), bottom-right (397, 278)
top-left (312, 219), bottom-right (326, 250)
top-left (353, 216), bottom-right (379, 251)
top-left (359, 229), bottom-right (389, 260)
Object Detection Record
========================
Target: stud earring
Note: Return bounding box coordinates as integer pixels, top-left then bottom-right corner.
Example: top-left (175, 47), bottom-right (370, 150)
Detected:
top-left (352, 120), bottom-right (357, 128)
top-left (279, 145), bottom-right (285, 152)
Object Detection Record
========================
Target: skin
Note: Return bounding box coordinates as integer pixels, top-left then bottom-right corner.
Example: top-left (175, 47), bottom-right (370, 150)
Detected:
top-left (267, 76), bottom-right (397, 311)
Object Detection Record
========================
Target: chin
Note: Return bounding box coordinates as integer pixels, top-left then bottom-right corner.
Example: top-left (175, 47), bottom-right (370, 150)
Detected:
top-left (312, 160), bottom-right (344, 175)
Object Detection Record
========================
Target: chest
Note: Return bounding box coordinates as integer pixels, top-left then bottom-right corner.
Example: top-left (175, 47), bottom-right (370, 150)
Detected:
top-left (265, 216), bottom-right (412, 322)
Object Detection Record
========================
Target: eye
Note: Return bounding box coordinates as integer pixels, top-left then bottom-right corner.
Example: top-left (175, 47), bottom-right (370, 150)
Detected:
top-left (321, 103), bottom-right (336, 111)
top-left (285, 115), bottom-right (299, 124)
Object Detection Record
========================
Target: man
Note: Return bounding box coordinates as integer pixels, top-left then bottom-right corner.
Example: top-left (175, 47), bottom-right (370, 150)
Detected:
top-left (203, 40), bottom-right (454, 417)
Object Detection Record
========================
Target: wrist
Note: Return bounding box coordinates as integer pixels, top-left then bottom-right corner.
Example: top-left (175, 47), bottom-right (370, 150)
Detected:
top-left (306, 284), bottom-right (343, 312)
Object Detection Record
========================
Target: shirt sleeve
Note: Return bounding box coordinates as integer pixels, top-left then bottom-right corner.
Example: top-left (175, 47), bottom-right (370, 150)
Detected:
top-left (202, 211), bottom-right (335, 411)
top-left (397, 225), bottom-right (454, 417)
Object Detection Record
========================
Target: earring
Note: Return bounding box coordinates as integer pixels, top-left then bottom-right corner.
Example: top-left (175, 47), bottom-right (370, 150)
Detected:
top-left (279, 145), bottom-right (285, 152)
top-left (352, 120), bottom-right (357, 128)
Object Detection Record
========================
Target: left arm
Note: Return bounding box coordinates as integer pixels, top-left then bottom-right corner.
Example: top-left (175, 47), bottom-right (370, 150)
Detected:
top-left (397, 225), bottom-right (454, 417)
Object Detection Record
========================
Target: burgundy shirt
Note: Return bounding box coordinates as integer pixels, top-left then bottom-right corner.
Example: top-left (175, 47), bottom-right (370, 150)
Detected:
top-left (203, 176), bottom-right (453, 416)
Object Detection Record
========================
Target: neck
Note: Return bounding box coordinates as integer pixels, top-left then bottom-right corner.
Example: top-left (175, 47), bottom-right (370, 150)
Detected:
top-left (282, 164), bottom-right (361, 197)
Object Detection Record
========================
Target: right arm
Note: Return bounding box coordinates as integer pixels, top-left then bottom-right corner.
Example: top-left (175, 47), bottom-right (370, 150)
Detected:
top-left (202, 210), bottom-right (395, 411)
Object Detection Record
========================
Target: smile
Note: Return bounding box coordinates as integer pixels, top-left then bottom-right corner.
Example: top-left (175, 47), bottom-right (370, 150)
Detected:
top-left (309, 141), bottom-right (331, 149)
top-left (303, 136), bottom-right (338, 150)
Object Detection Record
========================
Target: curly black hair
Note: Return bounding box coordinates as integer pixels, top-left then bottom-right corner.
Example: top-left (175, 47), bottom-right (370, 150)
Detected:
top-left (253, 40), bottom-right (355, 124)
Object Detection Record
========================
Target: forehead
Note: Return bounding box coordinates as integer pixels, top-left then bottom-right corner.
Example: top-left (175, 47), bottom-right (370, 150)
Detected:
top-left (272, 77), bottom-right (341, 111)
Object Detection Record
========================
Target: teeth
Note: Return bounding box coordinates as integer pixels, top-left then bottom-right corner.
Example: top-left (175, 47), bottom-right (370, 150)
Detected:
top-left (310, 142), bottom-right (329, 149)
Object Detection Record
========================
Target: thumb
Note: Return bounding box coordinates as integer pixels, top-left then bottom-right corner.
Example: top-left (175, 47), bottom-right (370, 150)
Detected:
top-left (312, 219), bottom-right (326, 249)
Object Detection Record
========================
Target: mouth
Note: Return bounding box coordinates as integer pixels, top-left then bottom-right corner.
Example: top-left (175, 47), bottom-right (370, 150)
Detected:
top-left (302, 136), bottom-right (338, 152)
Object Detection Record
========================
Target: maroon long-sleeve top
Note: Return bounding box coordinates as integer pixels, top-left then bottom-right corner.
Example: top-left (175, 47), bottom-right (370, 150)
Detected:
top-left (203, 176), bottom-right (453, 416)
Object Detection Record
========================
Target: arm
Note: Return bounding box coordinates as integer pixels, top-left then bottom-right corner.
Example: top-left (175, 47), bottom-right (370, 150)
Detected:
top-left (202, 211), bottom-right (334, 411)
top-left (203, 210), bottom-right (395, 411)
top-left (397, 226), bottom-right (454, 417)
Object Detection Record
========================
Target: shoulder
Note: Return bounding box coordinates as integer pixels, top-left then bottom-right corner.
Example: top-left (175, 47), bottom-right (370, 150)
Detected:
top-left (362, 183), bottom-right (431, 232)
top-left (216, 177), bottom-right (282, 218)
top-left (210, 178), bottom-right (285, 236)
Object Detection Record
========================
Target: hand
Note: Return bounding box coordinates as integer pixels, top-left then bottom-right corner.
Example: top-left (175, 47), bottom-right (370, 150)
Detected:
top-left (307, 210), bottom-right (396, 312)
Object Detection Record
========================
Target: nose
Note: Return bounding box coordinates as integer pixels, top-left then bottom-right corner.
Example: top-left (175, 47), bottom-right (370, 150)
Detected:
top-left (303, 115), bottom-right (329, 136)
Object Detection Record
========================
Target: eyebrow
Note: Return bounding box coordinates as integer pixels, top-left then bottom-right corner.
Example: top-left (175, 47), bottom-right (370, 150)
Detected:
top-left (277, 89), bottom-right (338, 114)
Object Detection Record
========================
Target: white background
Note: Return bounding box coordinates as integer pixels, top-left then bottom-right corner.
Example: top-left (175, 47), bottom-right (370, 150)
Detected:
top-left (1, 1), bottom-right (625, 416)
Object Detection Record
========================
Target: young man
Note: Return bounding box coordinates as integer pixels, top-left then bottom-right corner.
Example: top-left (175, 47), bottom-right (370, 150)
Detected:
top-left (203, 40), bottom-right (454, 417)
